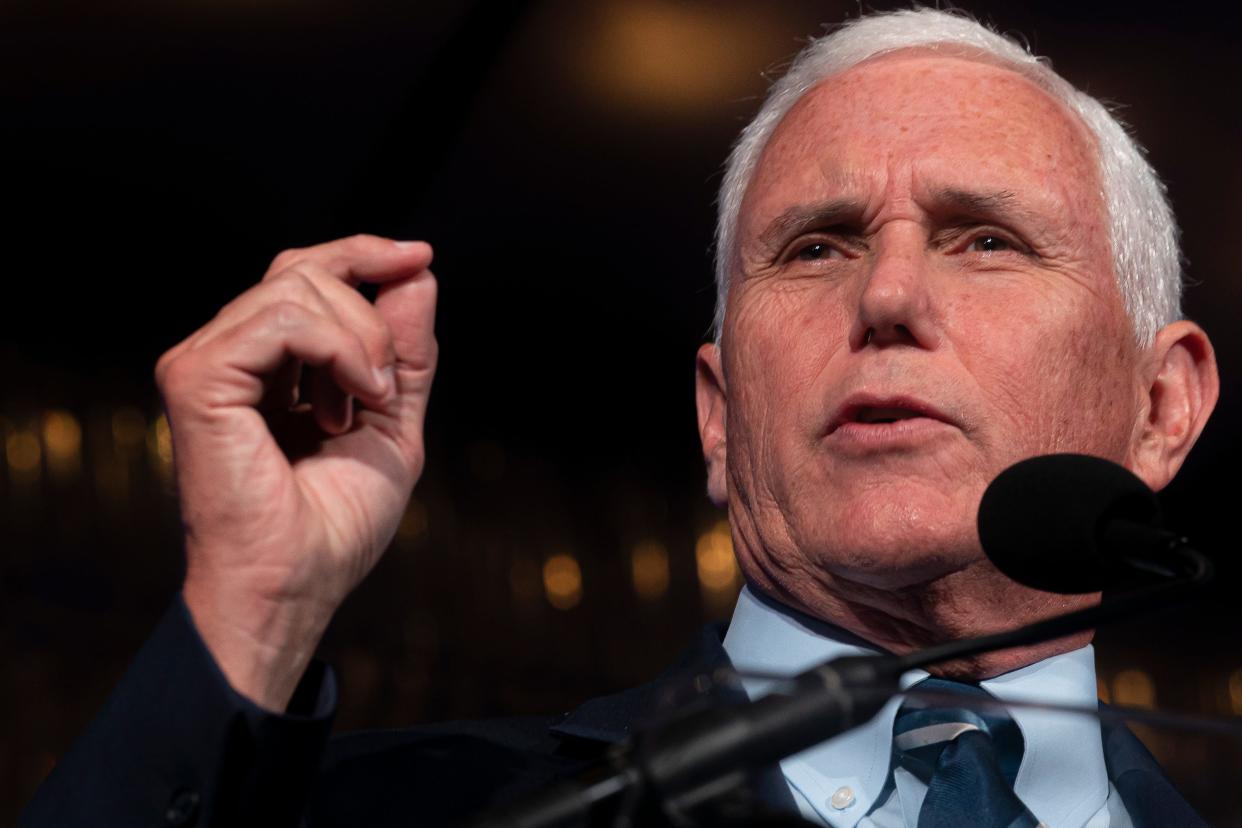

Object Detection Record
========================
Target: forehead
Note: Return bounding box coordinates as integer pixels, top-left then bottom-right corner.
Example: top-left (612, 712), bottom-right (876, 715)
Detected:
top-left (741, 51), bottom-right (1104, 231)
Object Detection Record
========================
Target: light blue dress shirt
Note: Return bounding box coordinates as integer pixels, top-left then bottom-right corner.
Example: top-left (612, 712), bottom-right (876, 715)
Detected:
top-left (722, 586), bottom-right (1133, 827)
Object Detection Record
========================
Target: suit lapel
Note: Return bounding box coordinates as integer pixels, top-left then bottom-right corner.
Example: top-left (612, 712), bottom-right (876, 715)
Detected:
top-left (548, 630), bottom-right (1209, 827)
top-left (1099, 710), bottom-right (1208, 828)
top-left (548, 622), bottom-right (801, 817)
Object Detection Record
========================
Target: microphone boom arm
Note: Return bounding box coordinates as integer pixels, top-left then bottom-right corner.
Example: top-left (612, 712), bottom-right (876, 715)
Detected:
top-left (898, 539), bottom-right (1212, 673)
top-left (467, 538), bottom-right (1214, 828)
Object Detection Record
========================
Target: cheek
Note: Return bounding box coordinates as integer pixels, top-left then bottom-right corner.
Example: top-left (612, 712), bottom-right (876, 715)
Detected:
top-left (953, 291), bottom-right (1138, 460)
top-left (724, 285), bottom-right (852, 485)
top-left (727, 285), bottom-right (851, 425)
top-left (1046, 322), bottom-right (1139, 456)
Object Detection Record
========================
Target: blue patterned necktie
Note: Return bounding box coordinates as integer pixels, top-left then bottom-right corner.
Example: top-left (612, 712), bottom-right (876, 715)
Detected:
top-left (893, 678), bottom-right (1044, 828)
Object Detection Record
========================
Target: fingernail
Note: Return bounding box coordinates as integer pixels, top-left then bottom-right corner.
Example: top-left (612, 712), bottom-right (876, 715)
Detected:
top-left (394, 240), bottom-right (425, 250)
top-left (373, 365), bottom-right (396, 397)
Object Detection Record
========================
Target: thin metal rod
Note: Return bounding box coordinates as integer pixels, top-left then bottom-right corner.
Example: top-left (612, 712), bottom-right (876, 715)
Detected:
top-left (725, 673), bottom-right (1242, 738)
top-left (897, 546), bottom-right (1212, 673)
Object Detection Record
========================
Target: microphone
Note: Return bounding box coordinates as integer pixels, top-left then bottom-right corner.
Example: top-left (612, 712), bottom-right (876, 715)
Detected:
top-left (976, 453), bottom-right (1203, 593)
top-left (471, 454), bottom-right (1215, 827)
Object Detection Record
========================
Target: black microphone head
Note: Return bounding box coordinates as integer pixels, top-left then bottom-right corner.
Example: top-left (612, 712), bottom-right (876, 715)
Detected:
top-left (977, 454), bottom-right (1161, 593)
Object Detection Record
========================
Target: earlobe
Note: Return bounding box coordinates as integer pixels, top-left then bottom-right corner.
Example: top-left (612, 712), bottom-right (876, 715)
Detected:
top-left (695, 343), bottom-right (729, 506)
top-left (1130, 320), bottom-right (1219, 490)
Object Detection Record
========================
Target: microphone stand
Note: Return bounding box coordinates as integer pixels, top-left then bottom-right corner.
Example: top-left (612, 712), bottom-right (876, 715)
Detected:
top-left (465, 542), bottom-right (1212, 828)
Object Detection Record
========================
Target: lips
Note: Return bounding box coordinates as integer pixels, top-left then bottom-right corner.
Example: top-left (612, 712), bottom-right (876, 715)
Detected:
top-left (828, 394), bottom-right (955, 434)
top-left (854, 406), bottom-right (923, 424)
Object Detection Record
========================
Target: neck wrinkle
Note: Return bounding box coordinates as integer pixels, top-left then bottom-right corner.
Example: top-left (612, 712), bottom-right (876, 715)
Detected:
top-left (749, 558), bottom-right (1100, 680)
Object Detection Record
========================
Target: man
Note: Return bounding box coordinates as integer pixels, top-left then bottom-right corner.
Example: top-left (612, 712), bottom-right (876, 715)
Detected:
top-left (21, 8), bottom-right (1218, 827)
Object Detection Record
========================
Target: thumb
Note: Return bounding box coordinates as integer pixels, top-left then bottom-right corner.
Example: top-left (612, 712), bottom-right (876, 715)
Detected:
top-left (374, 264), bottom-right (438, 441)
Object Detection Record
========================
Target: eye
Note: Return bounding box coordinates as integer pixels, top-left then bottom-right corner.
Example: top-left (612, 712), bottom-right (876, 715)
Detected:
top-left (966, 234), bottom-right (1014, 254)
top-left (795, 242), bottom-right (844, 261)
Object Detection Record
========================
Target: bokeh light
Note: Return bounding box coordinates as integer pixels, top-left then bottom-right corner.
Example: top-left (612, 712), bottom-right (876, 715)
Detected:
top-left (5, 428), bottom-right (42, 477)
top-left (1112, 669), bottom-right (1156, 709)
top-left (146, 413), bottom-right (174, 482)
top-left (573, 1), bottom-right (781, 116)
top-left (42, 410), bottom-right (82, 481)
top-left (1096, 676), bottom-right (1111, 704)
top-left (631, 539), bottom-right (670, 601)
top-left (696, 519), bottom-right (739, 598)
top-left (543, 553), bottom-right (583, 610)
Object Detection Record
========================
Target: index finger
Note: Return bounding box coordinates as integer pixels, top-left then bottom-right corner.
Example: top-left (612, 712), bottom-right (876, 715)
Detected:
top-left (265, 234), bottom-right (434, 287)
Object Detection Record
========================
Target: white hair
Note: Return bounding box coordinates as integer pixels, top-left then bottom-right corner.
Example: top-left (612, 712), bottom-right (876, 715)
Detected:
top-left (713, 8), bottom-right (1182, 346)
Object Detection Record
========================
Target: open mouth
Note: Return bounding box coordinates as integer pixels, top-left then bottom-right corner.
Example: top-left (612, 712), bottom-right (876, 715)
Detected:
top-left (852, 406), bottom-right (926, 425)
top-left (828, 396), bottom-right (953, 435)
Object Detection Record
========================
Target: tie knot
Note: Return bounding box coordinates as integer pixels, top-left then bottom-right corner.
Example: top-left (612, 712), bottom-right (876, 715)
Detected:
top-left (894, 678), bottom-right (1025, 786)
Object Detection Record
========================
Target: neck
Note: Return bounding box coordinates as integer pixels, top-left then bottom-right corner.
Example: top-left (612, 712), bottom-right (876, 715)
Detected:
top-left (746, 559), bottom-right (1098, 680)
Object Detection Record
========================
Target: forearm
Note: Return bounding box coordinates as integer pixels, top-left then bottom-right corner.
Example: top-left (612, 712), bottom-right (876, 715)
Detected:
top-left (20, 595), bottom-right (336, 828)
top-left (182, 572), bottom-right (335, 713)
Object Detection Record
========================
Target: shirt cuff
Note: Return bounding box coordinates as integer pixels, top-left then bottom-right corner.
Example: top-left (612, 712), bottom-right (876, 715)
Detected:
top-left (22, 593), bottom-right (338, 828)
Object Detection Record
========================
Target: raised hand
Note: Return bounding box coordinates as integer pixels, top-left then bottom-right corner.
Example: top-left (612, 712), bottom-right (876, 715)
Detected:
top-left (154, 235), bottom-right (437, 710)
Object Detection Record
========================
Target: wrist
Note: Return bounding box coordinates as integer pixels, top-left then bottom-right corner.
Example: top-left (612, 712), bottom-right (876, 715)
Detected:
top-left (182, 575), bottom-right (334, 712)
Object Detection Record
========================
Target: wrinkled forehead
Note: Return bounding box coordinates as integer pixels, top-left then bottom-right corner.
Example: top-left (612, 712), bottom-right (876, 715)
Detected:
top-left (739, 49), bottom-right (1106, 239)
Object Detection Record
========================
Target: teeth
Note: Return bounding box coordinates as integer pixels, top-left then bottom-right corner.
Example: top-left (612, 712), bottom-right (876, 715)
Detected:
top-left (857, 407), bottom-right (919, 424)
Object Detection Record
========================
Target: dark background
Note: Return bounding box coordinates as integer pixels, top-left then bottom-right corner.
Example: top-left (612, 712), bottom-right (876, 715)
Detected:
top-left (2, 0), bottom-right (1240, 823)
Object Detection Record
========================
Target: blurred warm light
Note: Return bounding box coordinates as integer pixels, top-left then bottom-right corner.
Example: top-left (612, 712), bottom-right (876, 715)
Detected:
top-left (42, 410), bottom-right (82, 459)
top-left (576, 1), bottom-right (782, 115)
top-left (543, 553), bottom-right (583, 610)
top-left (631, 539), bottom-right (670, 600)
top-left (111, 407), bottom-right (147, 454)
top-left (398, 499), bottom-right (429, 540)
top-left (147, 413), bottom-right (174, 476)
top-left (696, 519), bottom-right (738, 592)
top-left (1229, 668), bottom-right (1242, 715)
top-left (6, 428), bottom-right (42, 476)
top-left (1096, 676), bottom-right (1111, 704)
top-left (43, 410), bottom-right (83, 482)
top-left (1112, 669), bottom-right (1156, 709)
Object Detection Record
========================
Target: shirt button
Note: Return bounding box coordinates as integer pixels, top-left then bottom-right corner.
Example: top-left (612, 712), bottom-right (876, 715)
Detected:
top-left (830, 785), bottom-right (855, 810)
top-left (164, 789), bottom-right (200, 826)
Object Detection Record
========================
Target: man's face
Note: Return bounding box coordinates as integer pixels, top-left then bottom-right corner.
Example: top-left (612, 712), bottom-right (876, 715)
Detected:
top-left (714, 52), bottom-right (1146, 594)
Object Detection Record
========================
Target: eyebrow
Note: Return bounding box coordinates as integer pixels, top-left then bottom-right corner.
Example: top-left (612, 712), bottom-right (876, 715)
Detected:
top-left (932, 187), bottom-right (1023, 221)
top-left (756, 198), bottom-right (869, 252)
top-left (753, 186), bottom-right (1033, 253)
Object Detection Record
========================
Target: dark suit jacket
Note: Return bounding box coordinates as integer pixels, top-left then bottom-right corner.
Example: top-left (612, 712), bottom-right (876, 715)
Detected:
top-left (20, 598), bottom-right (1206, 828)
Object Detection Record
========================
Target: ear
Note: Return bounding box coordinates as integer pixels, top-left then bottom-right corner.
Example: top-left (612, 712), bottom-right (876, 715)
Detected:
top-left (695, 343), bottom-right (729, 507)
top-left (1128, 320), bottom-right (1219, 491)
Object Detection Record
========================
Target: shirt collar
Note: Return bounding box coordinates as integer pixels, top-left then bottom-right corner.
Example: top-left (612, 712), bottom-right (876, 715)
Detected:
top-left (979, 644), bottom-right (1110, 826)
top-left (722, 585), bottom-right (1109, 827)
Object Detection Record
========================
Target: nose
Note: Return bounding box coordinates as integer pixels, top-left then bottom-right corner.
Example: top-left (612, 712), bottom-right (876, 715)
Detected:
top-left (848, 222), bottom-right (942, 351)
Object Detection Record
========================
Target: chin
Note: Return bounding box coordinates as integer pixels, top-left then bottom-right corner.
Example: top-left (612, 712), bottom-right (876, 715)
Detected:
top-left (825, 542), bottom-right (976, 589)
top-left (799, 495), bottom-right (980, 589)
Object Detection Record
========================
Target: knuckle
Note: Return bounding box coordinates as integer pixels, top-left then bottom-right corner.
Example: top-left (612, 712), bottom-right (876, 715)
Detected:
top-left (268, 247), bottom-right (304, 274)
top-left (269, 266), bottom-right (320, 297)
top-left (156, 354), bottom-right (194, 395)
top-left (154, 340), bottom-right (196, 387)
top-left (345, 232), bottom-right (382, 249)
top-left (262, 300), bottom-right (312, 332)
top-left (153, 351), bottom-right (174, 386)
